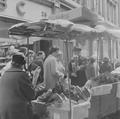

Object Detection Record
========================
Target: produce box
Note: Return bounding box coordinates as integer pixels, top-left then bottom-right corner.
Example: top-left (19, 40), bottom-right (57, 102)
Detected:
top-left (116, 82), bottom-right (120, 110)
top-left (88, 82), bottom-right (118, 119)
top-left (116, 82), bottom-right (120, 98)
top-left (91, 83), bottom-right (112, 96)
top-left (47, 100), bottom-right (90, 119)
top-left (31, 100), bottom-right (48, 117)
top-left (88, 96), bottom-right (100, 119)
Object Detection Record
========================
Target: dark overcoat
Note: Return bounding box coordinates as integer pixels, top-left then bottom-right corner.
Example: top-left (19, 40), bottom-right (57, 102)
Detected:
top-left (0, 67), bottom-right (35, 119)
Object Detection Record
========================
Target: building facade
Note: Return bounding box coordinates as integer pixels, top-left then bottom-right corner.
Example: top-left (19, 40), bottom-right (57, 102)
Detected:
top-left (1, 0), bottom-right (120, 63)
top-left (0, 0), bottom-right (54, 46)
top-left (81, 0), bottom-right (120, 62)
top-left (32, 0), bottom-right (120, 63)
top-left (55, 0), bottom-right (120, 63)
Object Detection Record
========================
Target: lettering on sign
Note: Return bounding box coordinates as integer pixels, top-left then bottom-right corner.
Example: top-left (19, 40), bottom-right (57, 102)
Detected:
top-left (41, 11), bottom-right (47, 18)
top-left (0, 0), bottom-right (7, 11)
top-left (16, 1), bottom-right (26, 16)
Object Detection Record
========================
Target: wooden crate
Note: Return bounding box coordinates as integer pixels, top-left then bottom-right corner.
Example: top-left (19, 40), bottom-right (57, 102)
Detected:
top-left (48, 100), bottom-right (90, 119)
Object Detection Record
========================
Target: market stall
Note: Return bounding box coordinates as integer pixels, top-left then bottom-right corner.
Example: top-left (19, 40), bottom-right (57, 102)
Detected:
top-left (8, 19), bottom-right (120, 119)
top-left (8, 19), bottom-right (98, 119)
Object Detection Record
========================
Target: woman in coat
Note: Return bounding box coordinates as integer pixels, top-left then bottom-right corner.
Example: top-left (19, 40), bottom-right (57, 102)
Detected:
top-left (0, 54), bottom-right (35, 119)
top-left (44, 47), bottom-right (64, 90)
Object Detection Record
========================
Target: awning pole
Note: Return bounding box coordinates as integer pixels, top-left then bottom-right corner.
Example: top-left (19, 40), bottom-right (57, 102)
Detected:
top-left (27, 37), bottom-right (29, 68)
top-left (97, 36), bottom-right (99, 76)
top-left (65, 36), bottom-right (72, 119)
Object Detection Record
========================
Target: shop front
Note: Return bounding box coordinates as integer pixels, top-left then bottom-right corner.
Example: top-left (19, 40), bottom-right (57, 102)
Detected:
top-left (0, 0), bottom-right (53, 51)
top-left (49, 6), bottom-right (120, 61)
top-left (49, 6), bottom-right (102, 58)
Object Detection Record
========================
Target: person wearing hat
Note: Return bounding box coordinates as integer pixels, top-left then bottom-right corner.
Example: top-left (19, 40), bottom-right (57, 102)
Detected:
top-left (56, 51), bottom-right (65, 74)
top-left (28, 51), bottom-right (46, 86)
top-left (99, 57), bottom-right (113, 74)
top-left (68, 46), bottom-right (88, 87)
top-left (43, 46), bottom-right (64, 90)
top-left (86, 57), bottom-right (96, 80)
top-left (0, 54), bottom-right (35, 119)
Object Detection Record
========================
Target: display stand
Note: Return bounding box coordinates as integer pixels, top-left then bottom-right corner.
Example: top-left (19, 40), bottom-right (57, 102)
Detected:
top-left (8, 19), bottom-right (100, 119)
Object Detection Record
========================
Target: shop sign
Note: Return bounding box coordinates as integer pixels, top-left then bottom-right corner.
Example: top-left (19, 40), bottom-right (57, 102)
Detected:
top-left (0, 0), bottom-right (7, 11)
top-left (16, 1), bottom-right (26, 16)
top-left (48, 0), bottom-right (60, 7)
top-left (41, 11), bottom-right (47, 18)
top-left (49, 7), bottom-right (82, 20)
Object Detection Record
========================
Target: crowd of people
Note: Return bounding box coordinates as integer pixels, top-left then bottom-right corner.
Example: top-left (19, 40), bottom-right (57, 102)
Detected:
top-left (0, 45), bottom-right (117, 119)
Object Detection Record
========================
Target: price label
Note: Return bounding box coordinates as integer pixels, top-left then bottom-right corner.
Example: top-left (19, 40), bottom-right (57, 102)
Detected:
top-left (54, 113), bottom-right (60, 119)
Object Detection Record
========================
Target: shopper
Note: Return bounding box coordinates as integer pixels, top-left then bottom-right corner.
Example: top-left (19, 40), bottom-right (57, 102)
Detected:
top-left (77, 57), bottom-right (88, 87)
top-left (43, 46), bottom-right (64, 90)
top-left (86, 57), bottom-right (96, 80)
top-left (56, 51), bottom-right (65, 74)
top-left (69, 46), bottom-right (87, 87)
top-left (68, 55), bottom-right (79, 85)
top-left (0, 54), bottom-right (35, 119)
top-left (99, 57), bottom-right (113, 74)
top-left (29, 51), bottom-right (45, 85)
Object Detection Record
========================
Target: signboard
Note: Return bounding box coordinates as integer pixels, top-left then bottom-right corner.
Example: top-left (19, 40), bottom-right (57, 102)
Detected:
top-left (0, 0), bottom-right (7, 11)
top-left (49, 6), bottom-right (82, 20)
top-left (54, 113), bottom-right (60, 119)
top-left (0, 0), bottom-right (52, 22)
top-left (16, 1), bottom-right (25, 16)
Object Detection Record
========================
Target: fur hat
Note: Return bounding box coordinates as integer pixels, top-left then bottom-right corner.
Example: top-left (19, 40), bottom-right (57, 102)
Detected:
top-left (73, 46), bottom-right (81, 51)
top-left (12, 54), bottom-right (26, 65)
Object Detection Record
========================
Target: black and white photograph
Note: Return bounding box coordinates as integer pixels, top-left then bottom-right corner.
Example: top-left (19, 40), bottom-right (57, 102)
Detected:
top-left (0, 0), bottom-right (120, 119)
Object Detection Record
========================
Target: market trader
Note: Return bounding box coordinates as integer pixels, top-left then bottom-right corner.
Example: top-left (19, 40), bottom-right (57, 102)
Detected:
top-left (68, 46), bottom-right (87, 87)
top-left (44, 46), bottom-right (64, 90)
top-left (0, 54), bottom-right (35, 119)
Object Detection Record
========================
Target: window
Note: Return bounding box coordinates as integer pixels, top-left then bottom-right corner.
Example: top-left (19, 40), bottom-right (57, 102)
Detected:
top-left (106, 0), bottom-right (118, 24)
top-left (96, 0), bottom-right (99, 13)
top-left (102, 0), bottom-right (105, 17)
top-left (107, 0), bottom-right (110, 21)
top-left (91, 0), bottom-right (95, 11)
top-left (113, 5), bottom-right (117, 24)
top-left (110, 2), bottom-right (113, 22)
top-left (76, 0), bottom-right (81, 4)
top-left (116, 41), bottom-right (118, 59)
top-left (98, 0), bottom-right (101, 14)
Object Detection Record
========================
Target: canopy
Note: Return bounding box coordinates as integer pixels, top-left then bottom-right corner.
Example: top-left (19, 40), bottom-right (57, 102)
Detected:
top-left (8, 19), bottom-right (98, 40)
top-left (95, 24), bottom-right (120, 39)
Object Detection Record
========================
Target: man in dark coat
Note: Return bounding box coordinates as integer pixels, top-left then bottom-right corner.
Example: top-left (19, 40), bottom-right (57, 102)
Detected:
top-left (28, 51), bottom-right (45, 85)
top-left (0, 54), bottom-right (35, 119)
top-left (68, 46), bottom-right (87, 87)
top-left (99, 57), bottom-right (113, 74)
top-left (86, 57), bottom-right (96, 80)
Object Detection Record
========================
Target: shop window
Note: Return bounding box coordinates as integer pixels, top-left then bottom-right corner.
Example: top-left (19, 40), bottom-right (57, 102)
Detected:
top-left (102, 0), bottom-right (105, 17)
top-left (116, 41), bottom-right (118, 58)
top-left (91, 0), bottom-right (95, 11)
top-left (98, 0), bottom-right (101, 15)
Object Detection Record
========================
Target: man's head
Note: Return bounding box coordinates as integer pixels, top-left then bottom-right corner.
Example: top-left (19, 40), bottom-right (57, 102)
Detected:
top-left (37, 51), bottom-right (45, 60)
top-left (88, 57), bottom-right (95, 64)
top-left (73, 46), bottom-right (81, 56)
top-left (19, 47), bottom-right (27, 56)
top-left (72, 55), bottom-right (78, 62)
top-left (103, 57), bottom-right (109, 63)
top-left (56, 51), bottom-right (63, 61)
top-left (11, 53), bottom-right (26, 69)
top-left (49, 46), bottom-right (59, 57)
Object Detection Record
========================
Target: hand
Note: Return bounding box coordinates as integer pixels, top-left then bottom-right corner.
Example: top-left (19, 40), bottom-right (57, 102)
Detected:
top-left (76, 66), bottom-right (80, 71)
top-left (71, 72), bottom-right (77, 77)
top-left (60, 74), bottom-right (64, 79)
